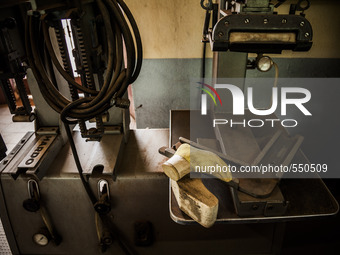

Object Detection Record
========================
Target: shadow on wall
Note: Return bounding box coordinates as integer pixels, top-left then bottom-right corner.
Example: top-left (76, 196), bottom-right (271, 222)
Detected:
top-left (132, 58), bottom-right (212, 129)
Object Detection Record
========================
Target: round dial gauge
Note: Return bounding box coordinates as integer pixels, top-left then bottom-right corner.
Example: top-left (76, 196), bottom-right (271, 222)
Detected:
top-left (257, 56), bottom-right (273, 72)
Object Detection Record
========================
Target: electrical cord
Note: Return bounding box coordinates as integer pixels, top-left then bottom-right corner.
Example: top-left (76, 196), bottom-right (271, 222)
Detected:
top-left (271, 61), bottom-right (279, 106)
top-left (273, 61), bottom-right (279, 88)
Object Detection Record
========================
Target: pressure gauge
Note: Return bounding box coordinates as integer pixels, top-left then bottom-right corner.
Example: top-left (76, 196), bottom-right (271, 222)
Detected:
top-left (33, 230), bottom-right (50, 246)
top-left (256, 55), bottom-right (273, 72)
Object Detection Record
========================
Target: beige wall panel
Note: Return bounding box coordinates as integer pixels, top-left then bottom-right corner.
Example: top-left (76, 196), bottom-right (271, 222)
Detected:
top-left (126, 0), bottom-right (340, 59)
top-left (125, 0), bottom-right (212, 59)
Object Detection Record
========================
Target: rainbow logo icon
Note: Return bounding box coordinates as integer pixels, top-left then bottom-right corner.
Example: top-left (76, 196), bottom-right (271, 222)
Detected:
top-left (197, 82), bottom-right (222, 106)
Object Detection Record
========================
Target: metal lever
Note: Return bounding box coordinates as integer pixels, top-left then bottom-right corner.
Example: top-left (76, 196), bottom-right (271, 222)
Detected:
top-left (94, 180), bottom-right (113, 252)
top-left (94, 179), bottom-right (111, 215)
top-left (22, 179), bottom-right (62, 245)
top-left (23, 179), bottom-right (40, 212)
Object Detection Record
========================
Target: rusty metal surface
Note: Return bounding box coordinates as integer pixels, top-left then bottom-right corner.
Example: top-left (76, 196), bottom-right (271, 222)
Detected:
top-left (169, 110), bottom-right (339, 224)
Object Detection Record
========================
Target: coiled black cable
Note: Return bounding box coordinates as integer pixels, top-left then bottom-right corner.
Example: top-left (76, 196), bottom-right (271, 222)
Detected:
top-left (26, 0), bottom-right (142, 124)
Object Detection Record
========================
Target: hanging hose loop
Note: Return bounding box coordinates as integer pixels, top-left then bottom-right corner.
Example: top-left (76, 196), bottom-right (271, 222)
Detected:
top-left (25, 0), bottom-right (142, 123)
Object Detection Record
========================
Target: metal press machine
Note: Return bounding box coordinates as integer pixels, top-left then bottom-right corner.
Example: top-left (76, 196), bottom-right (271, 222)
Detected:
top-left (0, 0), bottom-right (338, 254)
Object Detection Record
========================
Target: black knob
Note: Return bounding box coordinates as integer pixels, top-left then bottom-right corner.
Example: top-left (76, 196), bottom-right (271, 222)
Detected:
top-left (200, 0), bottom-right (213, 10)
top-left (94, 201), bottom-right (111, 215)
top-left (23, 198), bottom-right (40, 212)
top-left (101, 231), bottom-right (113, 245)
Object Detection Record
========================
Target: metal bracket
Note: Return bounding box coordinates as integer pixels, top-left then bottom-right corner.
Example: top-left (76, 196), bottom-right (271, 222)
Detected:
top-left (104, 126), bottom-right (122, 135)
top-left (211, 14), bottom-right (313, 53)
top-left (36, 127), bottom-right (59, 136)
top-left (0, 132), bottom-right (33, 173)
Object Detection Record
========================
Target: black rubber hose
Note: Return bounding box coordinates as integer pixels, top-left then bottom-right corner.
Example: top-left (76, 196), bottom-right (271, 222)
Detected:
top-left (64, 122), bottom-right (97, 204)
top-left (116, 0), bottom-right (143, 84)
top-left (25, 16), bottom-right (64, 114)
top-left (102, 0), bottom-right (135, 97)
top-left (26, 0), bottom-right (142, 122)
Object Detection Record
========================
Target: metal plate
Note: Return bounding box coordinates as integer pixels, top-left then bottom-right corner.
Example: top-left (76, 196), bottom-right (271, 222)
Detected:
top-left (0, 132), bottom-right (33, 173)
top-left (18, 135), bottom-right (57, 169)
top-left (231, 186), bottom-right (288, 217)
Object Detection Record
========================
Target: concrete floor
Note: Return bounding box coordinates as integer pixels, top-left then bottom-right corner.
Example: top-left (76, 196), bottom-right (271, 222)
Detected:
top-left (0, 105), bottom-right (34, 153)
top-left (0, 220), bottom-right (11, 255)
